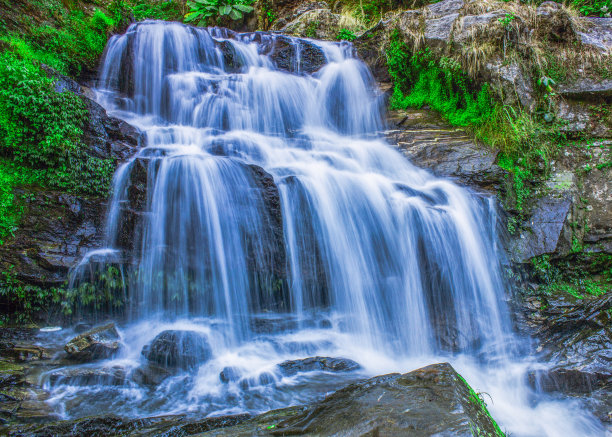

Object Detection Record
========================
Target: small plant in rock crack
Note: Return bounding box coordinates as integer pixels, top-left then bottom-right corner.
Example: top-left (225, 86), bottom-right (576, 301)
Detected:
top-left (184, 0), bottom-right (254, 26)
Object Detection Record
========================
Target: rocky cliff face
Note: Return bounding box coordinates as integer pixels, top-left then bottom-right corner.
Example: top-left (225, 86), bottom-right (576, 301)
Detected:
top-left (0, 72), bottom-right (141, 290)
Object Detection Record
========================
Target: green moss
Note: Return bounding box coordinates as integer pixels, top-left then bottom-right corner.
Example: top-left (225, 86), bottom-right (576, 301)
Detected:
top-left (530, 253), bottom-right (611, 299)
top-left (386, 32), bottom-right (492, 127)
top-left (456, 374), bottom-right (506, 437)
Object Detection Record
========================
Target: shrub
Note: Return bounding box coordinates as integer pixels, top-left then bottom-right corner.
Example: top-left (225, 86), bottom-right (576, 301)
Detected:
top-left (184, 0), bottom-right (254, 26)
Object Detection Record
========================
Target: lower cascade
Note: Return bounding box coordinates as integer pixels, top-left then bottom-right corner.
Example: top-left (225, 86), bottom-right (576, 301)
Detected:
top-left (43, 20), bottom-right (603, 436)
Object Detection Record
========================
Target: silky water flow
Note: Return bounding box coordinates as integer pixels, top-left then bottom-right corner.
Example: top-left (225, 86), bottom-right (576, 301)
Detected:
top-left (44, 21), bottom-right (604, 436)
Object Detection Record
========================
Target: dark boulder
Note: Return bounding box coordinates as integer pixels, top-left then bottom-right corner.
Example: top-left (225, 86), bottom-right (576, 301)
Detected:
top-left (202, 363), bottom-right (504, 436)
top-left (265, 35), bottom-right (327, 74)
top-left (141, 330), bottom-right (212, 370)
top-left (131, 364), bottom-right (172, 386)
top-left (278, 356), bottom-right (360, 376)
top-left (219, 366), bottom-right (241, 383)
top-left (64, 323), bottom-right (121, 362)
top-left (528, 367), bottom-right (610, 394)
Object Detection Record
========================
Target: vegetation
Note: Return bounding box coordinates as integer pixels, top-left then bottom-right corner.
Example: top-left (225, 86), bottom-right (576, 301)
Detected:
top-left (184, 0), bottom-right (254, 26)
top-left (337, 28), bottom-right (357, 41)
top-left (0, 264), bottom-right (126, 324)
top-left (531, 253), bottom-right (611, 299)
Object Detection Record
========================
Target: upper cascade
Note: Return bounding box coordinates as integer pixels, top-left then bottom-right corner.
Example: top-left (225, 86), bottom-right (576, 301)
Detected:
top-left (82, 20), bottom-right (512, 357)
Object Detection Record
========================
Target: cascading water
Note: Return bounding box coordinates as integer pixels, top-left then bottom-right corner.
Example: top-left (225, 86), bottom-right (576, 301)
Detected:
top-left (47, 21), bottom-right (603, 436)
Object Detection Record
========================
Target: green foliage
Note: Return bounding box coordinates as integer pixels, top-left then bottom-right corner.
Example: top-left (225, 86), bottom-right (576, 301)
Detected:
top-left (572, 0), bottom-right (611, 17)
top-left (530, 253), bottom-right (611, 299)
top-left (0, 50), bottom-right (114, 239)
top-left (26, 9), bottom-right (116, 76)
top-left (337, 28), bottom-right (357, 41)
top-left (0, 264), bottom-right (126, 324)
top-left (305, 20), bottom-right (320, 38)
top-left (498, 13), bottom-right (516, 29)
top-left (184, 0), bottom-right (254, 26)
top-left (62, 266), bottom-right (126, 319)
top-left (132, 0), bottom-right (184, 21)
top-left (387, 36), bottom-right (492, 127)
top-left (0, 161), bottom-right (38, 243)
top-left (0, 266), bottom-right (63, 324)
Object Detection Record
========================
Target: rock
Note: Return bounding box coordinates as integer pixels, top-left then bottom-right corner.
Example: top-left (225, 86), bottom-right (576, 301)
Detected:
top-left (266, 35), bottom-right (327, 74)
top-left (427, 0), bottom-right (464, 17)
top-left (453, 11), bottom-right (507, 44)
top-left (521, 292), bottom-right (611, 379)
top-left (557, 79), bottom-right (612, 99)
top-left (131, 364), bottom-right (172, 386)
top-left (577, 17), bottom-right (612, 52)
top-left (64, 323), bottom-right (121, 362)
top-left (556, 100), bottom-right (612, 138)
top-left (510, 171), bottom-right (582, 262)
top-left (219, 366), bottom-right (241, 383)
top-left (278, 356), bottom-right (360, 375)
top-left (276, 7), bottom-right (342, 40)
top-left (7, 413), bottom-right (251, 436)
top-left (216, 39), bottom-right (245, 73)
top-left (528, 367), bottom-right (610, 394)
top-left (2, 345), bottom-right (49, 363)
top-left (485, 60), bottom-right (535, 112)
top-left (201, 363), bottom-right (503, 436)
top-left (386, 109), bottom-right (505, 192)
top-left (47, 366), bottom-right (127, 386)
top-left (0, 189), bottom-right (107, 287)
top-left (354, 21), bottom-right (392, 85)
top-left (424, 13), bottom-right (459, 48)
top-left (142, 330), bottom-right (212, 370)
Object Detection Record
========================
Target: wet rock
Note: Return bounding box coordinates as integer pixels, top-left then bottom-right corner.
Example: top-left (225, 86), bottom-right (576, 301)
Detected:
top-left (577, 17), bottom-right (612, 52)
top-left (219, 366), bottom-right (241, 383)
top-left (278, 356), bottom-right (360, 376)
top-left (142, 330), bottom-right (212, 370)
top-left (8, 413), bottom-right (251, 436)
top-left (216, 39), bottom-right (246, 73)
top-left (131, 364), bottom-right (172, 386)
top-left (386, 109), bottom-right (506, 192)
top-left (521, 292), bottom-right (611, 380)
top-left (203, 363), bottom-right (503, 436)
top-left (3, 345), bottom-right (49, 363)
top-left (0, 190), bottom-right (107, 287)
top-left (47, 366), bottom-right (127, 386)
top-left (266, 35), bottom-right (327, 74)
top-left (64, 323), bottom-right (121, 362)
top-left (528, 367), bottom-right (610, 394)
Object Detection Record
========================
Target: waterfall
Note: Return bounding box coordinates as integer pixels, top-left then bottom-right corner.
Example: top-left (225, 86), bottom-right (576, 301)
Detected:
top-left (89, 20), bottom-right (513, 354)
top-left (52, 21), bottom-right (602, 436)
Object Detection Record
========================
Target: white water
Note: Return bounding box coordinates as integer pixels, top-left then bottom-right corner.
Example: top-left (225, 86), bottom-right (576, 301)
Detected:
top-left (49, 21), bottom-right (604, 436)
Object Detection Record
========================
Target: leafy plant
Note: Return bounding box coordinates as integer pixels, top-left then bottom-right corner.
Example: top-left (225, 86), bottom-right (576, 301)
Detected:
top-left (572, 0), bottom-right (611, 17)
top-left (337, 28), bottom-right (357, 41)
top-left (184, 0), bottom-right (254, 26)
top-left (386, 34), bottom-right (492, 127)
